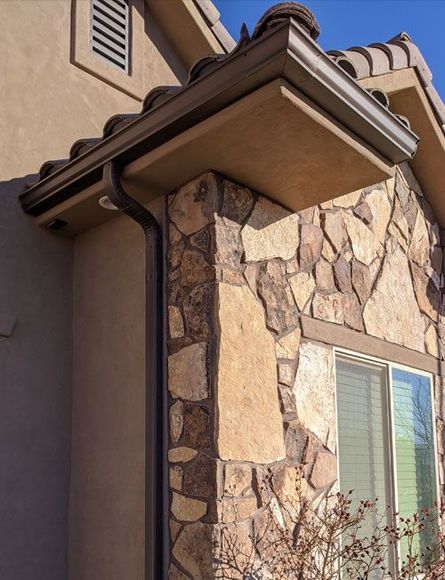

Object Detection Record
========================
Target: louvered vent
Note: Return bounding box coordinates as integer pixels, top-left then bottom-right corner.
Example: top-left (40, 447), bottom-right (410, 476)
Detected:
top-left (91, 0), bottom-right (130, 73)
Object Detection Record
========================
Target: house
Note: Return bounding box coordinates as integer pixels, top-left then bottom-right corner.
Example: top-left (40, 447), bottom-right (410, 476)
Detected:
top-left (1, 0), bottom-right (445, 578)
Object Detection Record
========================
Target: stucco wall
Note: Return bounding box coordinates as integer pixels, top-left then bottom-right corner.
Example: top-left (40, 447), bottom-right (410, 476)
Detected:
top-left (0, 3), bottom-right (186, 578)
top-left (70, 214), bottom-right (145, 580)
top-left (0, 178), bottom-right (72, 580)
top-left (165, 166), bottom-right (445, 578)
top-left (0, 0), bottom-right (184, 181)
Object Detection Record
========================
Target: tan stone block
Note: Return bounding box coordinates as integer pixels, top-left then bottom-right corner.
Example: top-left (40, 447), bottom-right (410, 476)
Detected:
top-left (275, 327), bottom-right (301, 359)
top-left (363, 247), bottom-right (424, 351)
top-left (342, 292), bottom-right (364, 332)
top-left (278, 362), bottom-right (295, 387)
top-left (243, 264), bottom-right (258, 297)
top-left (168, 342), bottom-right (209, 401)
top-left (170, 520), bottom-right (182, 545)
top-left (169, 447), bottom-right (198, 463)
top-left (257, 262), bottom-right (298, 334)
top-left (385, 177), bottom-right (396, 199)
top-left (216, 283), bottom-right (285, 463)
top-left (289, 271), bottom-right (315, 310)
top-left (171, 492), bottom-right (207, 522)
top-left (343, 213), bottom-right (383, 265)
top-left (224, 464), bottom-right (253, 497)
top-left (169, 305), bottom-right (184, 339)
top-left (241, 196), bottom-right (299, 262)
top-left (332, 189), bottom-right (362, 208)
top-left (365, 187), bottom-right (392, 244)
top-left (310, 451), bottom-right (337, 489)
top-left (395, 171), bottom-right (411, 208)
top-left (333, 255), bottom-right (352, 293)
top-left (388, 222), bottom-right (408, 253)
top-left (392, 199), bottom-right (410, 244)
top-left (216, 497), bottom-right (258, 523)
top-left (294, 342), bottom-right (336, 452)
top-left (278, 386), bottom-right (297, 416)
top-left (272, 465), bottom-right (312, 518)
top-left (170, 466), bottom-right (183, 491)
top-left (425, 325), bottom-right (440, 358)
top-left (285, 421), bottom-right (309, 462)
top-left (169, 174), bottom-right (218, 235)
top-left (315, 259), bottom-right (335, 291)
top-left (285, 258), bottom-right (299, 275)
top-left (170, 400), bottom-right (184, 444)
top-left (351, 258), bottom-right (379, 304)
top-left (398, 162), bottom-right (422, 195)
top-left (321, 238), bottom-right (336, 262)
top-left (409, 211), bottom-right (430, 267)
top-left (411, 262), bottom-right (440, 322)
top-left (321, 211), bottom-right (348, 254)
top-left (215, 224), bottom-right (244, 267)
top-left (353, 201), bottom-right (373, 225)
top-left (173, 522), bottom-right (215, 578)
top-left (299, 224), bottom-right (323, 267)
top-left (218, 521), bottom-right (254, 575)
top-left (215, 267), bottom-right (245, 285)
top-left (312, 292), bottom-right (344, 325)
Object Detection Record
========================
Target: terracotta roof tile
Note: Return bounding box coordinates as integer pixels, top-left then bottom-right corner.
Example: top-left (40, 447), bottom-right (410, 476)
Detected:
top-left (328, 33), bottom-right (445, 134)
top-left (28, 3), bottom-right (440, 191)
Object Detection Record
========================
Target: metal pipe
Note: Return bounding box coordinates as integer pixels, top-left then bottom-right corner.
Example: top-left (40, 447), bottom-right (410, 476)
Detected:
top-left (103, 161), bottom-right (167, 580)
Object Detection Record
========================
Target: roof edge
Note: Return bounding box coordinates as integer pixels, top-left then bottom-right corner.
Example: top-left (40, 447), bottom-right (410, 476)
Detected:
top-left (328, 33), bottom-right (445, 136)
top-left (20, 16), bottom-right (418, 217)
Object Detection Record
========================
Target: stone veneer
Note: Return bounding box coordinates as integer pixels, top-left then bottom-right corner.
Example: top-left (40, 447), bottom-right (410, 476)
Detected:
top-left (166, 165), bottom-right (445, 578)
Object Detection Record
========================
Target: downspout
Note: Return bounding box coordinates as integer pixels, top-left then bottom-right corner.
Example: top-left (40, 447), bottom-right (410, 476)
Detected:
top-left (102, 161), bottom-right (167, 580)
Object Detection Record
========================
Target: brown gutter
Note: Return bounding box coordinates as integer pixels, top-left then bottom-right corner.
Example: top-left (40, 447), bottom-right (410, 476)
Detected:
top-left (102, 162), bottom-right (167, 580)
top-left (20, 15), bottom-right (419, 217)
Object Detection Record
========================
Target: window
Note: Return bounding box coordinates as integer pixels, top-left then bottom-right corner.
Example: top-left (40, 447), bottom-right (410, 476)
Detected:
top-left (335, 352), bottom-right (438, 572)
top-left (90, 0), bottom-right (130, 73)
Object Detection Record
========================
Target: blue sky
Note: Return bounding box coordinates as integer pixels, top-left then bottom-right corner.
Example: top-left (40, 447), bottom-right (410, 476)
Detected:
top-left (213, 1), bottom-right (445, 99)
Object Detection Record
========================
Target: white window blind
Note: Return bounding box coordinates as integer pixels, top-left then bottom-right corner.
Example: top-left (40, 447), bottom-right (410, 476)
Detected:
top-left (91, 0), bottom-right (130, 73)
top-left (336, 358), bottom-right (390, 517)
top-left (336, 354), bottom-right (437, 574)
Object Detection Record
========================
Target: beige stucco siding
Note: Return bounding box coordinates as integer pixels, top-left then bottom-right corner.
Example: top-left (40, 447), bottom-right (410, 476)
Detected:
top-left (0, 0), bottom-right (183, 180)
top-left (70, 213), bottom-right (146, 580)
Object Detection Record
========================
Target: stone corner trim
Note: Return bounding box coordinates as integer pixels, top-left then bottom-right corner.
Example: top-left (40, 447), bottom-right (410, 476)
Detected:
top-left (216, 282), bottom-right (285, 463)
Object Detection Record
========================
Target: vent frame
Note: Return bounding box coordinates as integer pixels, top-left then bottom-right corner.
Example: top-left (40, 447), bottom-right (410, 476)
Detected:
top-left (90, 0), bottom-right (131, 74)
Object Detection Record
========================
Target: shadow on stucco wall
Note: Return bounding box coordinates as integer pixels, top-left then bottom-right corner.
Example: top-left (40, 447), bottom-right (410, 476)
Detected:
top-left (0, 176), bottom-right (72, 580)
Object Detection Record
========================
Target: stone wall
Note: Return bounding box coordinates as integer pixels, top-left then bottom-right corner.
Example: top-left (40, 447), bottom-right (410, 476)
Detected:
top-left (166, 166), bottom-right (445, 578)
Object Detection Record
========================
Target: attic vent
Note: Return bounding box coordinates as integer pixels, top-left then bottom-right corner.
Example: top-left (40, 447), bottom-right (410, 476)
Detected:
top-left (90, 0), bottom-right (130, 73)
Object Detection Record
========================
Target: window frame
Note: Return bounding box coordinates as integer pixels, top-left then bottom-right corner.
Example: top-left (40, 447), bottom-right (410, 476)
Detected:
top-left (333, 347), bottom-right (440, 574)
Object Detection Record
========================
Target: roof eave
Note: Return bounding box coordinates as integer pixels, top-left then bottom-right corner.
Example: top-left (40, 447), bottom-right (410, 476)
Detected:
top-left (20, 18), bottom-right (419, 218)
